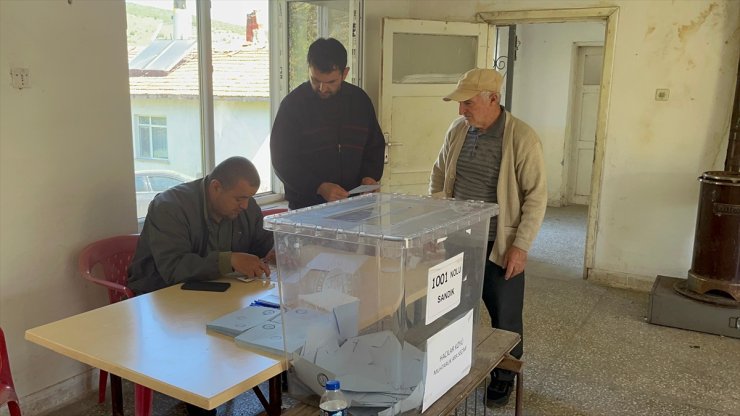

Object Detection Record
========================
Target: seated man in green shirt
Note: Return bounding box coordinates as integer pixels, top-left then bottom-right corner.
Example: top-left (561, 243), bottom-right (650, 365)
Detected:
top-left (128, 156), bottom-right (274, 295)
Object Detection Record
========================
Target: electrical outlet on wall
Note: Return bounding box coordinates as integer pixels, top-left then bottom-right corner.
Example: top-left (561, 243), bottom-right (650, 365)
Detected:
top-left (10, 67), bottom-right (30, 89)
top-left (655, 88), bottom-right (669, 101)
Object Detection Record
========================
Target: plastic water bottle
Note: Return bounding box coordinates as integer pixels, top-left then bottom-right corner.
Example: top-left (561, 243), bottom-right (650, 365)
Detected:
top-left (319, 379), bottom-right (348, 416)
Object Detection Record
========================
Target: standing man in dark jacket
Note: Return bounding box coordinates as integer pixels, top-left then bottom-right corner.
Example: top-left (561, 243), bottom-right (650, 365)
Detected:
top-left (271, 37), bottom-right (385, 209)
top-left (128, 156), bottom-right (274, 296)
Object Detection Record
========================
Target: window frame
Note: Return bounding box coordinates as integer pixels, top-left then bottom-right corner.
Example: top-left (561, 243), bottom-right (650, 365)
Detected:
top-left (132, 0), bottom-right (362, 207)
top-left (267, 0), bottom-right (362, 203)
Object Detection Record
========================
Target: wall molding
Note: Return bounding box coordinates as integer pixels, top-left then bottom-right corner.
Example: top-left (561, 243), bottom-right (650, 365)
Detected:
top-left (4, 370), bottom-right (96, 416)
top-left (588, 268), bottom-right (657, 293)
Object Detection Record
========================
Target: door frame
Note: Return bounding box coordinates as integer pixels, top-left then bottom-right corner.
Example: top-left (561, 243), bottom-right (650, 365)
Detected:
top-left (477, 7), bottom-right (619, 279)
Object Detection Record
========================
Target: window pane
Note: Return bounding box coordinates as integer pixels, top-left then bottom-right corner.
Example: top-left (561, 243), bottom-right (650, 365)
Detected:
top-left (326, 4), bottom-right (352, 82)
top-left (392, 34), bottom-right (477, 83)
top-left (151, 116), bottom-right (167, 126)
top-left (288, 2), bottom-right (318, 92)
top-left (137, 125), bottom-right (151, 158)
top-left (127, 0), bottom-right (203, 219)
top-left (288, 1), bottom-right (354, 90)
top-left (583, 50), bottom-right (603, 86)
top-left (211, 0), bottom-right (272, 194)
top-left (152, 127), bottom-right (168, 159)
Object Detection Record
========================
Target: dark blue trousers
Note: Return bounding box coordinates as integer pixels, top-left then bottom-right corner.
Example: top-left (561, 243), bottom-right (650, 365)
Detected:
top-left (483, 241), bottom-right (524, 382)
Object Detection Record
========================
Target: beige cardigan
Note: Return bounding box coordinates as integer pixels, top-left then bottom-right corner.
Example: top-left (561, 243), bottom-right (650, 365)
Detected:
top-left (429, 113), bottom-right (547, 267)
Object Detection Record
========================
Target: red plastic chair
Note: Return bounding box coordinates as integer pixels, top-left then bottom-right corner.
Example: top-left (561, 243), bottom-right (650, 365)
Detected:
top-left (79, 235), bottom-right (154, 416)
top-left (261, 207), bottom-right (288, 217)
top-left (0, 328), bottom-right (22, 416)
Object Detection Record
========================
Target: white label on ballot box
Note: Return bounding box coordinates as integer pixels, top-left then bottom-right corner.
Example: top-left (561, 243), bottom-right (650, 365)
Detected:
top-left (422, 309), bottom-right (474, 412)
top-left (425, 252), bottom-right (463, 325)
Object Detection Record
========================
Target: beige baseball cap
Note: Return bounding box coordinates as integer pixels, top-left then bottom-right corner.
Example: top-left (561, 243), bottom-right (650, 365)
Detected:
top-left (443, 68), bottom-right (504, 102)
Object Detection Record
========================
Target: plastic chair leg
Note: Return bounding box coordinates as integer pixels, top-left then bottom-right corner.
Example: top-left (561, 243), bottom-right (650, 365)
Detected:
top-left (98, 369), bottom-right (108, 403)
top-left (134, 384), bottom-right (153, 416)
top-left (8, 401), bottom-right (22, 416)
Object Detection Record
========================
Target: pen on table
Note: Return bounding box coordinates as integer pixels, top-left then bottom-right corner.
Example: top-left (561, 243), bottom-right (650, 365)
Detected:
top-left (251, 300), bottom-right (280, 309)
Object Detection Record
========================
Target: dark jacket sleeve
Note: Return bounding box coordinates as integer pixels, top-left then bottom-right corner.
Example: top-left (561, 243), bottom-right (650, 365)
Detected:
top-left (270, 93), bottom-right (325, 200)
top-left (237, 200), bottom-right (274, 258)
top-left (145, 200), bottom-right (221, 285)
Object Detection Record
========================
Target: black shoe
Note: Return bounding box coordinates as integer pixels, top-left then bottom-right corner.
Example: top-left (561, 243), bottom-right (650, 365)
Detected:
top-left (185, 403), bottom-right (217, 416)
top-left (486, 379), bottom-right (513, 407)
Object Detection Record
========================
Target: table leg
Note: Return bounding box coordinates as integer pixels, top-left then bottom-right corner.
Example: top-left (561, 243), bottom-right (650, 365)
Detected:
top-left (252, 373), bottom-right (282, 416)
top-left (496, 355), bottom-right (524, 416)
top-left (110, 374), bottom-right (123, 416)
top-left (268, 373), bottom-right (283, 416)
top-left (514, 370), bottom-right (523, 416)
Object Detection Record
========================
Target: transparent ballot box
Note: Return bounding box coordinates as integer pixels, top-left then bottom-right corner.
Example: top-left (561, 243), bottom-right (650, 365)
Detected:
top-left (263, 193), bottom-right (498, 414)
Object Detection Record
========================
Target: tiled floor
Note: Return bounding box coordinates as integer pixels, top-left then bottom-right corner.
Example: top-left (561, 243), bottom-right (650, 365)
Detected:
top-left (42, 206), bottom-right (740, 416)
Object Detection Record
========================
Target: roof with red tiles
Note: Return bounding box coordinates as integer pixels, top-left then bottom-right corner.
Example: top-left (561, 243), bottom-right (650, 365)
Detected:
top-left (128, 45), bottom-right (269, 100)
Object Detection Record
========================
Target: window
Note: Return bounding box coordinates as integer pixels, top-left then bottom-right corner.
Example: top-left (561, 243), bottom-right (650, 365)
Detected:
top-left (125, 0), bottom-right (360, 223)
top-left (135, 115), bottom-right (168, 160)
top-left (283, 0), bottom-right (362, 92)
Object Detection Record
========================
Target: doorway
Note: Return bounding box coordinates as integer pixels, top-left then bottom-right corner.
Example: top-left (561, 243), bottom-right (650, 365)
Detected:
top-left (460, 8), bottom-right (617, 278)
top-left (489, 20), bottom-right (606, 278)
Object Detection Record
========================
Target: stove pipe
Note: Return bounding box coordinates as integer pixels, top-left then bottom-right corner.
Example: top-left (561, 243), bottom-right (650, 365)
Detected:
top-left (725, 57), bottom-right (740, 172)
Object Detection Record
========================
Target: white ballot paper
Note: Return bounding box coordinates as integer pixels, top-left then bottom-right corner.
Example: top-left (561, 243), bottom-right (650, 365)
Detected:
top-left (422, 309), bottom-right (474, 412)
top-left (348, 184), bottom-right (381, 195)
top-left (306, 252), bottom-right (369, 274)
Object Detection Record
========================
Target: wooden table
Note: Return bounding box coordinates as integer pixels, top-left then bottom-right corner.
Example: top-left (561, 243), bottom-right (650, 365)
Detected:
top-left (25, 279), bottom-right (287, 416)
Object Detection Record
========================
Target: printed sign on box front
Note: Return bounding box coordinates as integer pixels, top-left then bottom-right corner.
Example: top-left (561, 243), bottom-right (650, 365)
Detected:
top-left (425, 252), bottom-right (464, 325)
top-left (422, 309), bottom-right (474, 411)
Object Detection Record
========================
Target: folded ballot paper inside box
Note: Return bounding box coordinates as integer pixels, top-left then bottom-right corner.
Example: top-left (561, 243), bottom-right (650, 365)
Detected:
top-left (263, 193), bottom-right (498, 414)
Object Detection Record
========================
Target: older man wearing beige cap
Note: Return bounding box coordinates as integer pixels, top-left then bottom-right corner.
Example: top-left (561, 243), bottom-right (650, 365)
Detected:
top-left (430, 68), bottom-right (547, 407)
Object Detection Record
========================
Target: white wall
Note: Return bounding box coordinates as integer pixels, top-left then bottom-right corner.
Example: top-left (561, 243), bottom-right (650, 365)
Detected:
top-left (511, 22), bottom-right (606, 205)
top-left (213, 100), bottom-right (272, 192)
top-left (132, 98), bottom-right (204, 177)
top-left (1, 0), bottom-right (738, 413)
top-left (0, 1), bottom-right (137, 414)
top-left (364, 0), bottom-right (739, 284)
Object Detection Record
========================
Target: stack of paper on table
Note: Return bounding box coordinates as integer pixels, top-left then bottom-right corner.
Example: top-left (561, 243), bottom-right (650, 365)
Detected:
top-left (235, 308), bottom-right (335, 356)
top-left (235, 321), bottom-right (298, 356)
top-left (206, 305), bottom-right (280, 337)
